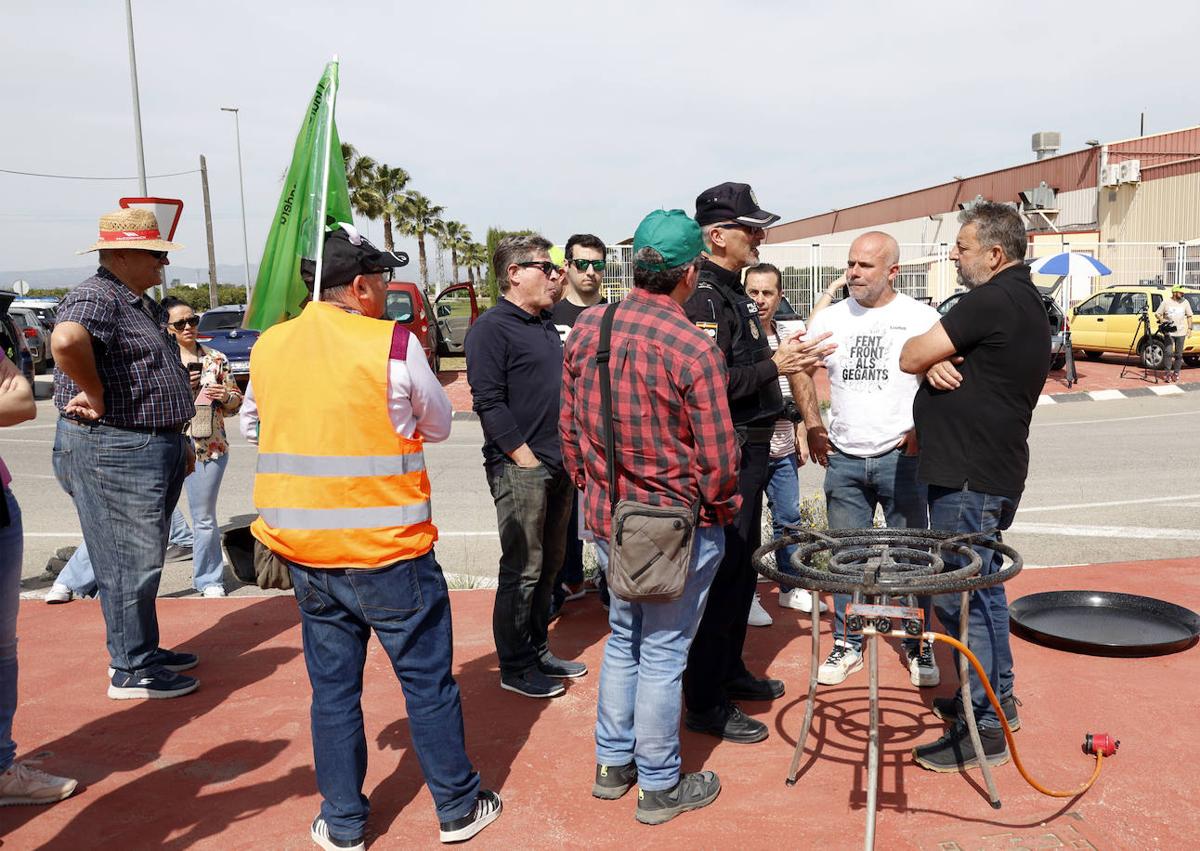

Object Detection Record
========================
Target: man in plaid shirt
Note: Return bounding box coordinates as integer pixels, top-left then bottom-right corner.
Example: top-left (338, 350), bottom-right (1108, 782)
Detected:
top-left (561, 210), bottom-right (739, 825)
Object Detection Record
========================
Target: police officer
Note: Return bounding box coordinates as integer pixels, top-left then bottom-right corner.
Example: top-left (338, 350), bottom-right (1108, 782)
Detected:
top-left (682, 182), bottom-right (833, 744)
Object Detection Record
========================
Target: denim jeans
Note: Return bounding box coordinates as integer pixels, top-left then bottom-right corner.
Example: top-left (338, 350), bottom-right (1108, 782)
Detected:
top-left (765, 453), bottom-right (802, 587)
top-left (487, 463), bottom-right (573, 675)
top-left (52, 419), bottom-right (187, 672)
top-left (184, 453), bottom-right (229, 592)
top-left (289, 553), bottom-right (480, 840)
top-left (595, 525), bottom-right (723, 791)
top-left (551, 494), bottom-right (586, 607)
top-left (928, 483), bottom-right (1019, 730)
top-left (0, 490), bottom-right (23, 772)
top-left (825, 447), bottom-right (932, 652)
top-left (56, 507), bottom-right (194, 597)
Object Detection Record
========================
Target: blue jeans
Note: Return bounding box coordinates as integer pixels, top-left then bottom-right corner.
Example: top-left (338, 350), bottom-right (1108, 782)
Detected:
top-left (52, 419), bottom-right (187, 672)
top-left (928, 484), bottom-right (1019, 730)
top-left (0, 490), bottom-right (23, 772)
top-left (184, 453), bottom-right (229, 591)
top-left (765, 453), bottom-right (802, 587)
top-left (825, 447), bottom-right (932, 651)
top-left (595, 526), bottom-right (723, 791)
top-left (289, 552), bottom-right (480, 840)
top-left (56, 507), bottom-right (194, 597)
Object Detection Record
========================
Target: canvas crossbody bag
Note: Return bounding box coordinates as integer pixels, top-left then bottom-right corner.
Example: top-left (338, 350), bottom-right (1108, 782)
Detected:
top-left (597, 303), bottom-right (697, 603)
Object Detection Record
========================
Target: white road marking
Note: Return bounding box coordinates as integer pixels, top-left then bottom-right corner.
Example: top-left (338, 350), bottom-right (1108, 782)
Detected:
top-left (1018, 493), bottom-right (1200, 513)
top-left (1149, 384), bottom-right (1185, 395)
top-left (1087, 389), bottom-right (1126, 401)
top-left (1036, 395), bottom-right (1056, 406)
top-left (1033, 409), bottom-right (1199, 428)
top-left (1010, 522), bottom-right (1200, 541)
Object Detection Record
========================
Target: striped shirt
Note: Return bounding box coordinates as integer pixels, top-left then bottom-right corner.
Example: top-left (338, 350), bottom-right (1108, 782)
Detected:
top-left (54, 267), bottom-right (194, 428)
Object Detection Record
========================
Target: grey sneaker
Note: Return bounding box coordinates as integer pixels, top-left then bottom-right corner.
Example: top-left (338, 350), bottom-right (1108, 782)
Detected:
top-left (932, 693), bottom-right (1021, 731)
top-left (0, 762), bottom-right (78, 807)
top-left (592, 762), bottom-right (637, 800)
top-left (636, 771), bottom-right (721, 825)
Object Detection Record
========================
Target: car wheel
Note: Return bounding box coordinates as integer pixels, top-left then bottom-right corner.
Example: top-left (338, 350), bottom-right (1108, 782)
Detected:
top-left (1139, 336), bottom-right (1169, 371)
top-left (1050, 353), bottom-right (1066, 371)
top-left (1082, 350), bottom-right (1103, 361)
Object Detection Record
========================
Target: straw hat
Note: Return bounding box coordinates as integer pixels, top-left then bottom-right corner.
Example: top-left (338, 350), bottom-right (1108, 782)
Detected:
top-left (77, 208), bottom-right (185, 254)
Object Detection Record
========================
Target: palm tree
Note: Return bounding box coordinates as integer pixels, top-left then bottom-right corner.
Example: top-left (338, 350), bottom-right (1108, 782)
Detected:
top-left (441, 220), bottom-right (472, 284)
top-left (398, 192), bottom-right (445, 289)
top-left (342, 144), bottom-right (382, 226)
top-left (460, 241), bottom-right (489, 289)
top-left (373, 164), bottom-right (411, 252)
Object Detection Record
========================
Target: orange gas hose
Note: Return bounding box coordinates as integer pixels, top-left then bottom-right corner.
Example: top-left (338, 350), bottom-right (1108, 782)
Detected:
top-left (926, 632), bottom-right (1107, 797)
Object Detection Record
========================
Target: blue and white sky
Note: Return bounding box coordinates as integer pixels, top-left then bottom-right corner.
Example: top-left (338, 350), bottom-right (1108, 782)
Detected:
top-left (2, 0), bottom-right (1199, 283)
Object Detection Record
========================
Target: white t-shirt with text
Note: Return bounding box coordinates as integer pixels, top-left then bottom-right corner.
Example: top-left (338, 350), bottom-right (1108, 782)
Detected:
top-left (807, 293), bottom-right (939, 456)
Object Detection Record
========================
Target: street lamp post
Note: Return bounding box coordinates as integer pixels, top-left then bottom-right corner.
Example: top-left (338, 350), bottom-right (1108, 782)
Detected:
top-left (221, 107), bottom-right (253, 304)
top-left (124, 0), bottom-right (148, 197)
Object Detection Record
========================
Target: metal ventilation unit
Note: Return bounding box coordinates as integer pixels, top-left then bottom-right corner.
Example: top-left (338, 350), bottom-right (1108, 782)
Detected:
top-left (1032, 131), bottom-right (1061, 160)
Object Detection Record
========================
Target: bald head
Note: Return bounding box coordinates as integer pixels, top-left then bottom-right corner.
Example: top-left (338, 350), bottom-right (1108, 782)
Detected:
top-left (845, 231), bottom-right (900, 309)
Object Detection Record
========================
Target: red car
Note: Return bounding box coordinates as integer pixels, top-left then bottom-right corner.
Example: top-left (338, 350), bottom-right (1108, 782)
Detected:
top-left (384, 282), bottom-right (478, 373)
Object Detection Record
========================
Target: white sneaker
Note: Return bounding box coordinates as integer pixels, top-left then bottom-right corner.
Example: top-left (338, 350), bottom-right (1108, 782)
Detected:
top-left (0, 762), bottom-right (78, 807)
top-left (778, 587), bottom-right (828, 614)
top-left (200, 585), bottom-right (227, 598)
top-left (817, 643), bottom-right (863, 685)
top-left (906, 641), bottom-right (940, 687)
top-left (44, 583), bottom-right (74, 604)
top-left (310, 816), bottom-right (364, 851)
top-left (747, 593), bottom-right (773, 627)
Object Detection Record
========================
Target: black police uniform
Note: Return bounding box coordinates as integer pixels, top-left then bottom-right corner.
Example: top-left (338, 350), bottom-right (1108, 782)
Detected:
top-left (682, 257), bottom-right (785, 716)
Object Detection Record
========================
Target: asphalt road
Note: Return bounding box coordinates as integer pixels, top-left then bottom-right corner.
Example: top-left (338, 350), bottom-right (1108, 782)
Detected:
top-left (10, 376), bottom-right (1200, 597)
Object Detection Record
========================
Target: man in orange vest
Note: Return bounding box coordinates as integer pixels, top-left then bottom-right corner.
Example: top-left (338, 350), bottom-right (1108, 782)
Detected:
top-left (250, 224), bottom-right (501, 849)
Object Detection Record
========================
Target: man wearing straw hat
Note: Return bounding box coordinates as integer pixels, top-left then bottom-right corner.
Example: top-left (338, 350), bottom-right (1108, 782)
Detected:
top-left (51, 208), bottom-right (200, 700)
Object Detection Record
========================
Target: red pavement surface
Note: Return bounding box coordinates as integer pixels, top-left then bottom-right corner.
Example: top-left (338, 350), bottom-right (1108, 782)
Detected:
top-left (438, 354), bottom-right (1195, 413)
top-left (3, 559), bottom-right (1198, 849)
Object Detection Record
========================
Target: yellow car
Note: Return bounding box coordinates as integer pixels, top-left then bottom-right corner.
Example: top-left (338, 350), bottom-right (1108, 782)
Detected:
top-left (1069, 285), bottom-right (1199, 369)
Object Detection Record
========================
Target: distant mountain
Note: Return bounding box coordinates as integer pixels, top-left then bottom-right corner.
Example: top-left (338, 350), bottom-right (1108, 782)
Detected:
top-left (1, 265), bottom-right (257, 292)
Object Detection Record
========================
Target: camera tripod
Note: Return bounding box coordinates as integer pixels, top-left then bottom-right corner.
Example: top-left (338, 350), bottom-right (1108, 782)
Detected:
top-left (1119, 307), bottom-right (1166, 382)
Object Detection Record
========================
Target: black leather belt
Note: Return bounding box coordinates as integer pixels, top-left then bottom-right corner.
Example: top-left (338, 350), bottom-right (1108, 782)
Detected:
top-left (64, 417), bottom-right (186, 435)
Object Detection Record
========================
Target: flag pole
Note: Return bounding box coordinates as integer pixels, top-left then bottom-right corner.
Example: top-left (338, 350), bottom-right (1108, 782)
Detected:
top-left (312, 54), bottom-right (340, 303)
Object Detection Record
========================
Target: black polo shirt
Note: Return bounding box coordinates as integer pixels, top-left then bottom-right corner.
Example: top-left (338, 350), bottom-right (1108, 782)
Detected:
top-left (913, 264), bottom-right (1050, 499)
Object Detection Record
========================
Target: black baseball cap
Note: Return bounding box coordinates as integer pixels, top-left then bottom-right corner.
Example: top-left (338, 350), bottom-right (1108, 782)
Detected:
top-left (300, 223), bottom-right (409, 291)
top-left (694, 182), bottom-right (780, 228)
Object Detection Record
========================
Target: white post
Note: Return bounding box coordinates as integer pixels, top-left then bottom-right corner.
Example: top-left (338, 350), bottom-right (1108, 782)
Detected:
top-left (221, 107), bottom-right (253, 304)
top-left (312, 56), bottom-right (339, 304)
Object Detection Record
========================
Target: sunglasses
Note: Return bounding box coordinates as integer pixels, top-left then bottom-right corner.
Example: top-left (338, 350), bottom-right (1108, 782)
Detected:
top-left (515, 260), bottom-right (562, 277)
top-left (714, 223), bottom-right (761, 233)
top-left (570, 258), bottom-right (606, 272)
top-left (169, 316), bottom-right (200, 330)
top-left (147, 250), bottom-right (169, 261)
top-left (365, 267), bottom-right (395, 283)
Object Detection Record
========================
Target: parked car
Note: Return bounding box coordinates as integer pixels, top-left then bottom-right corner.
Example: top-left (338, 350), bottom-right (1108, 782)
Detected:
top-left (11, 299), bottom-right (58, 330)
top-left (8, 308), bottom-right (51, 374)
top-left (196, 305), bottom-right (258, 389)
top-left (0, 293), bottom-right (35, 385)
top-left (938, 287), bottom-right (1069, 370)
top-left (1067, 284), bottom-right (1200, 370)
top-left (384, 282), bottom-right (478, 373)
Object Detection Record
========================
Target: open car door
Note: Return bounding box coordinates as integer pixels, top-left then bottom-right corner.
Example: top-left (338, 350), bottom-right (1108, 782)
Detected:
top-left (434, 283), bottom-right (479, 355)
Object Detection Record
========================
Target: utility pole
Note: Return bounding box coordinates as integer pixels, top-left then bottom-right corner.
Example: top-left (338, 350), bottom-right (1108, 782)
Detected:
top-left (200, 155), bottom-right (219, 309)
top-left (221, 107), bottom-right (253, 303)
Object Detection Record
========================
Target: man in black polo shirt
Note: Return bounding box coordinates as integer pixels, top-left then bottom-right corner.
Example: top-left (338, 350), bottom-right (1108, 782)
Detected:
top-left (900, 202), bottom-right (1049, 771)
top-left (465, 234), bottom-right (588, 699)
top-left (51, 208), bottom-right (199, 700)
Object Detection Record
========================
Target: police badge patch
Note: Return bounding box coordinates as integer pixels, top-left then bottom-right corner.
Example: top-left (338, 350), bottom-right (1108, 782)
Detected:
top-left (748, 320), bottom-right (760, 340)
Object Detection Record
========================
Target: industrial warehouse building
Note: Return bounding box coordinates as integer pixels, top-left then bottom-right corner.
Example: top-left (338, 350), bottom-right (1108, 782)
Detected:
top-left (758, 125), bottom-right (1200, 313)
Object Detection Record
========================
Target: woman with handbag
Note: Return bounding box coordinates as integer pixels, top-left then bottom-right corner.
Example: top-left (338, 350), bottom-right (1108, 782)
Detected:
top-left (162, 297), bottom-right (242, 597)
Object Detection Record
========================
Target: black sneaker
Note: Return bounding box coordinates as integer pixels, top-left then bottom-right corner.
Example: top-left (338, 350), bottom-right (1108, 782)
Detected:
top-left (592, 762), bottom-right (637, 800)
top-left (537, 655), bottom-right (587, 679)
top-left (164, 544), bottom-right (193, 562)
top-left (636, 771), bottom-right (721, 825)
top-left (439, 789), bottom-right (502, 843)
top-left (107, 665), bottom-right (199, 700)
top-left (107, 648), bottom-right (198, 678)
top-left (912, 721), bottom-right (1009, 772)
top-left (684, 702), bottom-right (768, 744)
top-left (500, 669), bottom-right (565, 699)
top-left (932, 693), bottom-right (1021, 731)
top-left (724, 674), bottom-right (784, 701)
top-left (310, 816), bottom-right (364, 851)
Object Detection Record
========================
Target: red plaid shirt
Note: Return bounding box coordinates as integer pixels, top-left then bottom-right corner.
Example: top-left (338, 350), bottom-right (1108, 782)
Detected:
top-left (560, 287), bottom-right (741, 540)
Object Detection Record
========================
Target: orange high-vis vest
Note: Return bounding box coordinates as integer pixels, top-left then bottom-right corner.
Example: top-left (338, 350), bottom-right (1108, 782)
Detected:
top-left (250, 301), bottom-right (436, 568)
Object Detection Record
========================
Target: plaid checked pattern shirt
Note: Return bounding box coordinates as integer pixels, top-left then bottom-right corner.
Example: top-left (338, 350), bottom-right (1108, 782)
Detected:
top-left (54, 267), bottom-right (194, 429)
top-left (560, 287), bottom-right (742, 540)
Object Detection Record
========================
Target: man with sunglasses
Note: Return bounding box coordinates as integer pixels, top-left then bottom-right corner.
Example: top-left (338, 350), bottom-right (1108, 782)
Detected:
top-left (549, 234), bottom-right (609, 617)
top-left (682, 183), bottom-right (834, 745)
top-left (51, 208), bottom-right (199, 700)
top-left (466, 235), bottom-right (588, 700)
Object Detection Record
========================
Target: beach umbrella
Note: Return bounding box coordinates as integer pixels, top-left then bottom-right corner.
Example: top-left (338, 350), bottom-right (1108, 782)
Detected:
top-left (1029, 252), bottom-right (1112, 277)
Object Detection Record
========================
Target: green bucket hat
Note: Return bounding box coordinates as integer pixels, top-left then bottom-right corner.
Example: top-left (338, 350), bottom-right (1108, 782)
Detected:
top-left (633, 209), bottom-right (704, 272)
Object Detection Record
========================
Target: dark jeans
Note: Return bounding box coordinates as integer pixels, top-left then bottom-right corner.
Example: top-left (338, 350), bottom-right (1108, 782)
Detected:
top-left (289, 553), bottom-right (480, 841)
top-left (552, 494), bottom-right (586, 606)
top-left (1168, 334), bottom-right (1185, 374)
top-left (52, 419), bottom-right (187, 672)
top-left (684, 439), bottom-right (770, 714)
top-left (487, 463), bottom-right (573, 675)
top-left (928, 483), bottom-right (1019, 730)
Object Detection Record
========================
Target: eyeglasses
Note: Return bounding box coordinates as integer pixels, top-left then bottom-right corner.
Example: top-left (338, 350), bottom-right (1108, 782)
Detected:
top-left (169, 316), bottom-right (200, 330)
top-left (515, 260), bottom-right (562, 277)
top-left (147, 250), bottom-right (169, 261)
top-left (570, 258), bottom-right (606, 272)
top-left (714, 223), bottom-right (762, 234)
top-left (365, 267), bottom-right (394, 283)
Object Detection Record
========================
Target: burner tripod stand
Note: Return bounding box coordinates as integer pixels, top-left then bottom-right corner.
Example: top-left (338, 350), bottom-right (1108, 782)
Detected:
top-left (752, 527), bottom-right (1023, 851)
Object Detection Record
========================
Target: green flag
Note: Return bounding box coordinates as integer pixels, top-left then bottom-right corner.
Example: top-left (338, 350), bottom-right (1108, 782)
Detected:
top-left (244, 61), bottom-right (352, 331)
